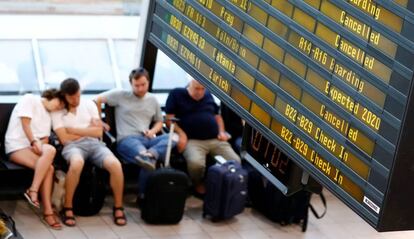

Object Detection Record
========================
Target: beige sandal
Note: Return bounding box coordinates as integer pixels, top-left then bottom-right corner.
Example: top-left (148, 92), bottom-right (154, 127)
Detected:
top-left (23, 189), bottom-right (40, 209)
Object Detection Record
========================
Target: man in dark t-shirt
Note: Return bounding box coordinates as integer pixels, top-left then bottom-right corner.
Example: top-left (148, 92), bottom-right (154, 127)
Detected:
top-left (165, 78), bottom-right (240, 194)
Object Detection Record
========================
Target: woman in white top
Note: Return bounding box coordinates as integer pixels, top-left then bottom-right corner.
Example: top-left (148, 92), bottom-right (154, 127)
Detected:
top-left (5, 89), bottom-right (64, 230)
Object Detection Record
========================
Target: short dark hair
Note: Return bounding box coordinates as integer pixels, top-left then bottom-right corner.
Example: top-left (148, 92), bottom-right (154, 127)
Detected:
top-left (129, 67), bottom-right (150, 83)
top-left (41, 88), bottom-right (63, 101)
top-left (60, 78), bottom-right (80, 96)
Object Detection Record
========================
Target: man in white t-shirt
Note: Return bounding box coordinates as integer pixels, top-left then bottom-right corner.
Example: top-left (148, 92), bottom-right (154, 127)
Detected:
top-left (51, 78), bottom-right (126, 227)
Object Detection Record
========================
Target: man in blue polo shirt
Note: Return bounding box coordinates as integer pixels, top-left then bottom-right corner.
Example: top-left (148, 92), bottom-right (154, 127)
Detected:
top-left (165, 77), bottom-right (240, 195)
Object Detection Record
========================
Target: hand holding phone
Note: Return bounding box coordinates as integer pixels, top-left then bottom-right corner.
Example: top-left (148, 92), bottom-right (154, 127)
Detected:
top-left (142, 130), bottom-right (156, 138)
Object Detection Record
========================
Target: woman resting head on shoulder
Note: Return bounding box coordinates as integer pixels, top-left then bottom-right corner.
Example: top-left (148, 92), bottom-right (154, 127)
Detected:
top-left (4, 88), bottom-right (65, 230)
top-left (41, 88), bottom-right (66, 112)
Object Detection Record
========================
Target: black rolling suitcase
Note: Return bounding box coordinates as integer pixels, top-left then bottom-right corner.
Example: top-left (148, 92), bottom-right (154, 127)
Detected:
top-left (203, 157), bottom-right (248, 221)
top-left (141, 119), bottom-right (190, 224)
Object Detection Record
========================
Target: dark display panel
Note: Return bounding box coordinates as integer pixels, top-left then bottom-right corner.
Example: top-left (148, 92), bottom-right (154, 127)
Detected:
top-left (242, 123), bottom-right (323, 195)
top-left (143, 0), bottom-right (414, 231)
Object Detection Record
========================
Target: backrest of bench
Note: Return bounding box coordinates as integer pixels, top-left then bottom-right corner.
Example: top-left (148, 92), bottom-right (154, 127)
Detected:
top-left (104, 104), bottom-right (117, 139)
top-left (0, 104), bottom-right (15, 157)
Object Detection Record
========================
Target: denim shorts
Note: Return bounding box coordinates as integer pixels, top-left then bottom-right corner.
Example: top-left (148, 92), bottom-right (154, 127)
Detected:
top-left (62, 137), bottom-right (114, 168)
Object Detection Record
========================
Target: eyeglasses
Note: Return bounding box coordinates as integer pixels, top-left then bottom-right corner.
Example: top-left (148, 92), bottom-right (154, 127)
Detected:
top-left (135, 67), bottom-right (145, 73)
top-left (129, 67), bottom-right (148, 81)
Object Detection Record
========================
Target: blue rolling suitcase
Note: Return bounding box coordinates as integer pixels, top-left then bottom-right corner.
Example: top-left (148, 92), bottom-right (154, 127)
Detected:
top-left (203, 158), bottom-right (248, 221)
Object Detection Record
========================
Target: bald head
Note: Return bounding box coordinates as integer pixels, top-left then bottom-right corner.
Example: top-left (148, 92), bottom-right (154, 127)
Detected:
top-left (187, 78), bottom-right (206, 101)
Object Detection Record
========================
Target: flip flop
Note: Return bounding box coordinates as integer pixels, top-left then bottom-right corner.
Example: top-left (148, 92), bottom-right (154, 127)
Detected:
top-left (23, 189), bottom-right (40, 209)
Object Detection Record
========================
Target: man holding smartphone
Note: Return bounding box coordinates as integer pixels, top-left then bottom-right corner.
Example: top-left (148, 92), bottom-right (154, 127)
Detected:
top-left (95, 68), bottom-right (173, 200)
top-left (95, 68), bottom-right (170, 170)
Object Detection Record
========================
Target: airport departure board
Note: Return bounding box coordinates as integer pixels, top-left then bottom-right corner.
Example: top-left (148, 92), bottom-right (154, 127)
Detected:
top-left (142, 0), bottom-right (414, 232)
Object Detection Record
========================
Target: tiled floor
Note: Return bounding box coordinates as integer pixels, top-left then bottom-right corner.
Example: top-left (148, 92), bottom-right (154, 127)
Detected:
top-left (2, 191), bottom-right (414, 239)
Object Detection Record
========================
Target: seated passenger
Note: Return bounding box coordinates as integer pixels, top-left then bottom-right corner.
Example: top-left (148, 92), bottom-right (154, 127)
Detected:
top-left (95, 67), bottom-right (175, 201)
top-left (5, 89), bottom-right (65, 230)
top-left (165, 77), bottom-right (240, 195)
top-left (52, 78), bottom-right (126, 226)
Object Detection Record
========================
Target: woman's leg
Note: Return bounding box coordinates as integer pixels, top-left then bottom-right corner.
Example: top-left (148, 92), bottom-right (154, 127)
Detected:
top-left (39, 164), bottom-right (54, 213)
top-left (10, 144), bottom-right (56, 198)
top-left (9, 146), bottom-right (61, 228)
top-left (40, 165), bottom-right (61, 229)
top-left (10, 148), bottom-right (40, 205)
top-left (33, 144), bottom-right (56, 190)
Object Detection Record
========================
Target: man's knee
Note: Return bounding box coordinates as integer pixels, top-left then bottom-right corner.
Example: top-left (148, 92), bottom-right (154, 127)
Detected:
top-left (216, 142), bottom-right (241, 162)
top-left (228, 151), bottom-right (241, 163)
top-left (117, 141), bottom-right (141, 162)
top-left (103, 156), bottom-right (123, 174)
top-left (68, 156), bottom-right (85, 174)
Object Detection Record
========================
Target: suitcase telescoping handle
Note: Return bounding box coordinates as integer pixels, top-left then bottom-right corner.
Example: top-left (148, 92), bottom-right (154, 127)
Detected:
top-left (214, 156), bottom-right (237, 173)
top-left (165, 117), bottom-right (179, 168)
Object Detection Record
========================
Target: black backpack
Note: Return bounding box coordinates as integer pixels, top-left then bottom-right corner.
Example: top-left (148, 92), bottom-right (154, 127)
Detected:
top-left (73, 163), bottom-right (107, 216)
top-left (247, 167), bottom-right (326, 232)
